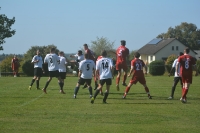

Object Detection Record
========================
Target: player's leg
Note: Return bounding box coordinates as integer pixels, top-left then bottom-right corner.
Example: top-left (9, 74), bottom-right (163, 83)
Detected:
top-left (28, 75), bottom-right (36, 90)
top-left (181, 83), bottom-right (190, 103)
top-left (123, 82), bottom-right (133, 99)
top-left (74, 78), bottom-right (84, 98)
top-left (142, 83), bottom-right (152, 99)
top-left (102, 79), bottom-right (112, 103)
top-left (35, 68), bottom-right (42, 90)
top-left (42, 77), bottom-right (52, 94)
top-left (58, 72), bottom-right (66, 94)
top-left (122, 65), bottom-right (128, 86)
top-left (91, 79), bottom-right (105, 104)
top-left (168, 77), bottom-right (179, 99)
top-left (86, 79), bottom-right (93, 98)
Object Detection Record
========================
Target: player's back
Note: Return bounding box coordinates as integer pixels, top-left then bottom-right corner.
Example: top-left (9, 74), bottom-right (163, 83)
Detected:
top-left (132, 58), bottom-right (145, 76)
top-left (178, 54), bottom-right (195, 74)
top-left (44, 53), bottom-right (59, 71)
top-left (96, 57), bottom-right (113, 79)
top-left (116, 45), bottom-right (129, 63)
top-left (79, 59), bottom-right (95, 79)
top-left (58, 56), bottom-right (67, 72)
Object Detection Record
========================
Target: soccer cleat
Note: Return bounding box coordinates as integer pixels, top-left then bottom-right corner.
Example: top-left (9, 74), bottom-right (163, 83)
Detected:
top-left (42, 88), bottom-right (47, 94)
top-left (122, 83), bottom-right (127, 86)
top-left (148, 96), bottom-right (152, 99)
top-left (180, 97), bottom-right (187, 103)
top-left (28, 86), bottom-right (32, 90)
top-left (122, 95), bottom-right (126, 99)
top-left (36, 87), bottom-right (41, 90)
top-left (74, 95), bottom-right (76, 99)
top-left (168, 96), bottom-right (173, 100)
top-left (116, 85), bottom-right (120, 91)
top-left (102, 100), bottom-right (107, 104)
top-left (60, 90), bottom-right (66, 94)
top-left (91, 97), bottom-right (94, 104)
top-left (90, 95), bottom-right (93, 98)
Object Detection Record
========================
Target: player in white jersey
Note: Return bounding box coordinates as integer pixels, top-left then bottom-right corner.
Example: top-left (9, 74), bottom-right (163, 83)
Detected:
top-left (58, 51), bottom-right (67, 87)
top-left (168, 52), bottom-right (183, 99)
top-left (70, 50), bottom-right (84, 64)
top-left (28, 50), bottom-right (44, 90)
top-left (73, 53), bottom-right (96, 99)
top-left (42, 48), bottom-right (65, 94)
top-left (91, 50), bottom-right (114, 104)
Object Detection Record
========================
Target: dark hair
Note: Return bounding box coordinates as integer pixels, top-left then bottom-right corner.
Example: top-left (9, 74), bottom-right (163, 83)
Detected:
top-left (50, 48), bottom-right (55, 52)
top-left (59, 51), bottom-right (64, 55)
top-left (83, 44), bottom-right (88, 47)
top-left (184, 47), bottom-right (190, 54)
top-left (179, 52), bottom-right (184, 56)
top-left (134, 52), bottom-right (140, 58)
top-left (78, 50), bottom-right (82, 54)
top-left (121, 40), bottom-right (126, 46)
top-left (101, 50), bottom-right (107, 57)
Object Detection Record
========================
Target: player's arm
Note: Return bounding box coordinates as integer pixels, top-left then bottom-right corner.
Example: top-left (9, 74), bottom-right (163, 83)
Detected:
top-left (175, 62), bottom-right (180, 76)
top-left (128, 66), bottom-right (134, 77)
top-left (78, 70), bottom-right (82, 78)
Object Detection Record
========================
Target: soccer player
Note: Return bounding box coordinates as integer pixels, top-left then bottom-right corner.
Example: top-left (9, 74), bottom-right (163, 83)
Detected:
top-left (167, 52), bottom-right (183, 99)
top-left (91, 50), bottom-right (114, 104)
top-left (42, 48), bottom-right (65, 94)
top-left (70, 50), bottom-right (84, 76)
top-left (116, 40), bottom-right (129, 91)
top-left (73, 53), bottom-right (96, 99)
top-left (11, 55), bottom-right (20, 77)
top-left (58, 51), bottom-right (67, 94)
top-left (122, 52), bottom-right (152, 99)
top-left (83, 43), bottom-right (98, 89)
top-left (176, 47), bottom-right (198, 103)
top-left (28, 50), bottom-right (44, 90)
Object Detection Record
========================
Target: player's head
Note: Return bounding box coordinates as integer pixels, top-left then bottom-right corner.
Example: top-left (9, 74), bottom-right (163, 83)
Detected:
top-left (101, 50), bottom-right (107, 57)
top-left (50, 48), bottom-right (56, 53)
top-left (78, 50), bottom-right (82, 55)
top-left (36, 50), bottom-right (40, 55)
top-left (184, 47), bottom-right (190, 54)
top-left (178, 52), bottom-right (183, 57)
top-left (84, 53), bottom-right (89, 59)
top-left (121, 40), bottom-right (126, 46)
top-left (134, 52), bottom-right (140, 58)
top-left (59, 51), bottom-right (64, 56)
top-left (14, 55), bottom-right (16, 58)
top-left (83, 44), bottom-right (88, 50)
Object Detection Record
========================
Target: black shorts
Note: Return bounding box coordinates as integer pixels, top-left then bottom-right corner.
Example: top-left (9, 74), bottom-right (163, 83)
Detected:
top-left (49, 70), bottom-right (60, 77)
top-left (59, 72), bottom-right (66, 79)
top-left (99, 78), bottom-right (112, 86)
top-left (34, 67), bottom-right (43, 77)
top-left (78, 78), bottom-right (92, 86)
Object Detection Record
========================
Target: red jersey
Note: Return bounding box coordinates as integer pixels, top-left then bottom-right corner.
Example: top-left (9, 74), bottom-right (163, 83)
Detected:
top-left (131, 58), bottom-right (145, 77)
top-left (96, 56), bottom-right (103, 63)
top-left (178, 54), bottom-right (196, 76)
top-left (85, 49), bottom-right (95, 61)
top-left (11, 58), bottom-right (19, 69)
top-left (116, 45), bottom-right (129, 63)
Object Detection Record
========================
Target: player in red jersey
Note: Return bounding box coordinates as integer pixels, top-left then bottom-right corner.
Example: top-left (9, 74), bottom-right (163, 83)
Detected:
top-left (116, 40), bottom-right (129, 91)
top-left (11, 55), bottom-right (20, 77)
top-left (176, 47), bottom-right (198, 103)
top-left (122, 52), bottom-right (152, 99)
top-left (83, 44), bottom-right (98, 89)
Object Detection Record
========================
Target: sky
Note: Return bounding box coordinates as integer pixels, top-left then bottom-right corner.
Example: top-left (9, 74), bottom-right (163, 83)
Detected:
top-left (1, 0), bottom-right (200, 54)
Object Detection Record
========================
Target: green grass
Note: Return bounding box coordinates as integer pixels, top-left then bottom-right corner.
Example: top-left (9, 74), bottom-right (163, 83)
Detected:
top-left (0, 75), bottom-right (200, 133)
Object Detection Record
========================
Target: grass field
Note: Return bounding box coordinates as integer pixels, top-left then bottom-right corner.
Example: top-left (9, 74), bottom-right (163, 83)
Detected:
top-left (0, 75), bottom-right (200, 133)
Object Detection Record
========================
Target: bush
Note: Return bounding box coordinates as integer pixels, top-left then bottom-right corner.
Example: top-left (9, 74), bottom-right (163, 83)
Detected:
top-left (196, 60), bottom-right (200, 73)
top-left (149, 60), bottom-right (165, 76)
top-left (22, 60), bottom-right (34, 76)
top-left (165, 54), bottom-right (177, 73)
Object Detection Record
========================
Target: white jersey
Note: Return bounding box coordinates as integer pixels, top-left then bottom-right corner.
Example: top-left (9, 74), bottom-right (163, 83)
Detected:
top-left (96, 57), bottom-right (113, 79)
top-left (74, 54), bottom-right (84, 62)
top-left (44, 53), bottom-right (60, 71)
top-left (58, 56), bottom-right (67, 72)
top-left (79, 59), bottom-right (95, 79)
top-left (172, 59), bottom-right (181, 77)
top-left (31, 55), bottom-right (43, 68)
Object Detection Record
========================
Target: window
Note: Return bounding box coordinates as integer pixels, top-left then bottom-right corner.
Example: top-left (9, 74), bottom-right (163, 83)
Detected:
top-left (176, 46), bottom-right (178, 51)
top-left (150, 56), bottom-right (153, 61)
top-left (172, 46), bottom-right (174, 51)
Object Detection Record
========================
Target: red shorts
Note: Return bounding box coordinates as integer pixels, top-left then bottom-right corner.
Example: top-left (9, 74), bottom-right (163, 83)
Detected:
top-left (130, 76), bottom-right (146, 85)
top-left (181, 73), bottom-right (192, 84)
top-left (116, 62), bottom-right (128, 71)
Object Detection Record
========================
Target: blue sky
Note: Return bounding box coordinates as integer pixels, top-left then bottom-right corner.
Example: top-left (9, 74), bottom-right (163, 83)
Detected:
top-left (1, 0), bottom-right (200, 54)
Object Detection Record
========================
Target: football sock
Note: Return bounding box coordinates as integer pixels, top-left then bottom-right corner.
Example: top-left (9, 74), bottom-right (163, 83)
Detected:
top-left (182, 88), bottom-right (184, 97)
top-left (94, 89), bottom-right (100, 99)
top-left (171, 86), bottom-right (175, 97)
top-left (74, 87), bottom-right (79, 95)
top-left (123, 74), bottom-right (127, 83)
top-left (182, 88), bottom-right (188, 99)
top-left (30, 79), bottom-right (35, 86)
top-left (103, 92), bottom-right (109, 102)
top-left (125, 86), bottom-right (130, 94)
top-left (88, 86), bottom-right (93, 96)
top-left (58, 82), bottom-right (63, 90)
top-left (36, 80), bottom-right (39, 88)
top-left (44, 81), bottom-right (50, 89)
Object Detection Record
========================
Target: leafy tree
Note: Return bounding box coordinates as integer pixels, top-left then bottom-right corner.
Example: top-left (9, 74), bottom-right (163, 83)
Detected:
top-left (0, 7), bottom-right (16, 50)
top-left (157, 22), bottom-right (200, 50)
top-left (165, 54), bottom-right (177, 73)
top-left (90, 37), bottom-right (115, 57)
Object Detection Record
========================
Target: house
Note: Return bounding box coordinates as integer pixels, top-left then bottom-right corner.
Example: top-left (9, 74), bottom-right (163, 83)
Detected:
top-left (137, 38), bottom-right (197, 64)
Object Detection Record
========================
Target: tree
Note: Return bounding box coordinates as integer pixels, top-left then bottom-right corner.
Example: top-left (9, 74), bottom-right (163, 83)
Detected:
top-left (157, 22), bottom-right (200, 50)
top-left (0, 7), bottom-right (16, 50)
top-left (90, 37), bottom-right (115, 57)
